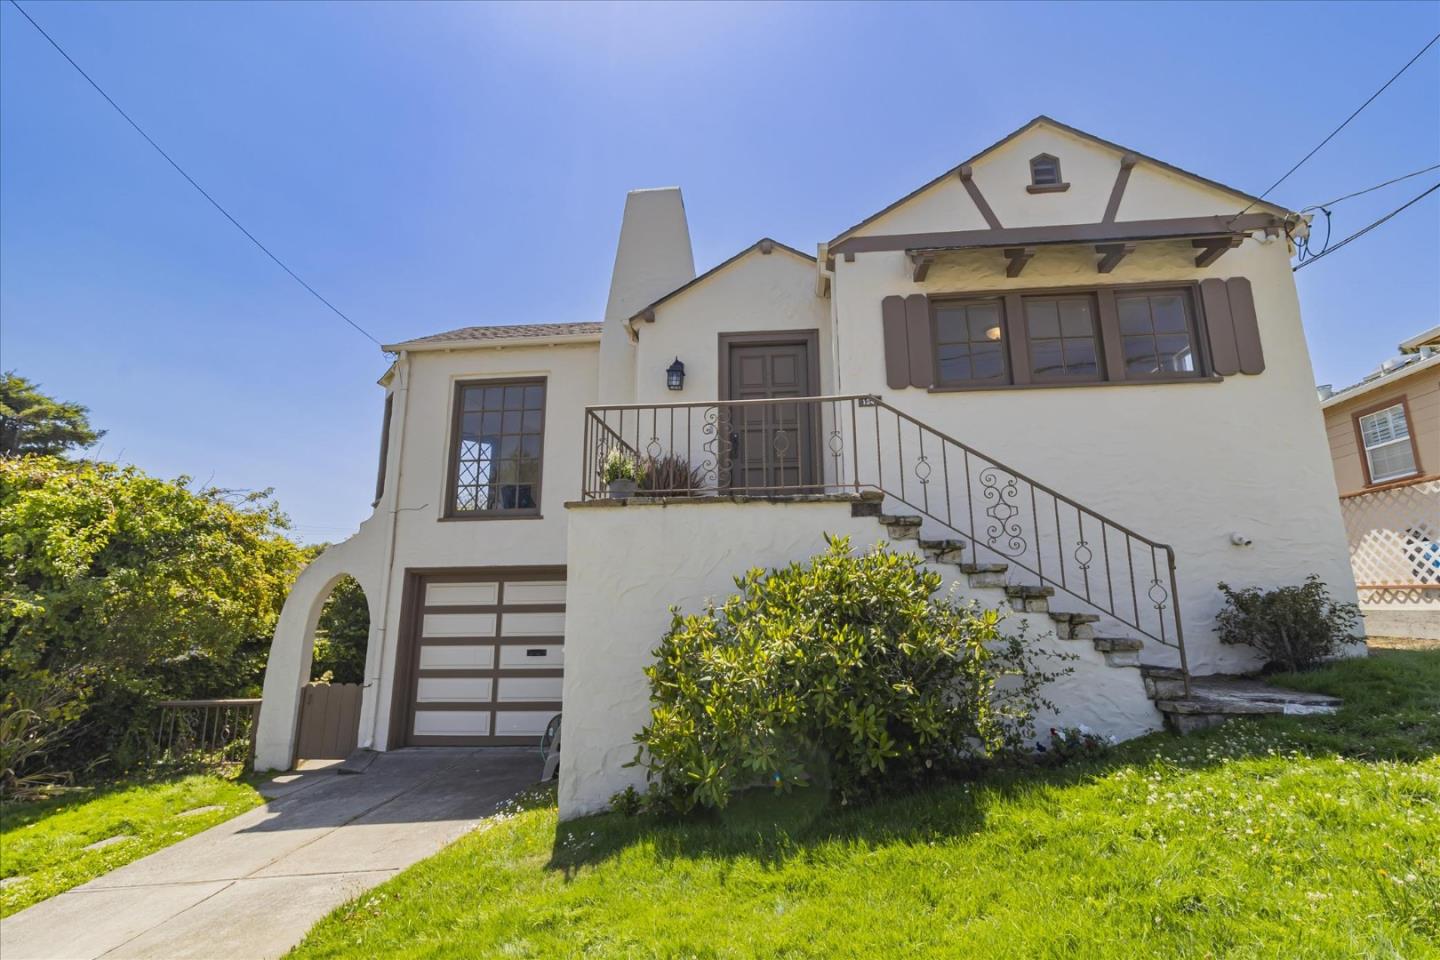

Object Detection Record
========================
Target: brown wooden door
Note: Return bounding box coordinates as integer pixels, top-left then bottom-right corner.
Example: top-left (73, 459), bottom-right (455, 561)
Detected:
top-left (725, 338), bottom-right (816, 491)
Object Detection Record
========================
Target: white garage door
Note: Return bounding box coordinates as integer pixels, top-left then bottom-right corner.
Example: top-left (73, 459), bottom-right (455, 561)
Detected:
top-left (402, 568), bottom-right (565, 746)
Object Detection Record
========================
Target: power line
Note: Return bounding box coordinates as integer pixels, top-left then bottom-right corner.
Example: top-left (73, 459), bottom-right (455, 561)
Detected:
top-left (1302, 163), bottom-right (1440, 211)
top-left (1230, 32), bottom-right (1440, 223)
top-left (7, 0), bottom-right (383, 348)
top-left (1292, 181), bottom-right (1439, 272)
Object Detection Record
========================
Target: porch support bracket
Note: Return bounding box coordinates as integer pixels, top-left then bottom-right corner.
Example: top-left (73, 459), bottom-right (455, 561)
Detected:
top-left (1095, 242), bottom-right (1135, 274)
top-left (1003, 247), bottom-right (1035, 278)
top-left (1192, 236), bottom-right (1243, 268)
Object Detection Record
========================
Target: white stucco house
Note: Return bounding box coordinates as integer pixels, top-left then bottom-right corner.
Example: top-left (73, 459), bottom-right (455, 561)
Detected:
top-left (256, 117), bottom-right (1361, 819)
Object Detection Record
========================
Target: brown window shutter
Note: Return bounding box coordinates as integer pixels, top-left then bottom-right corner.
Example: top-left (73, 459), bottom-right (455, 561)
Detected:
top-left (1226, 277), bottom-right (1265, 375)
top-left (1200, 278), bottom-right (1240, 376)
top-left (881, 296), bottom-right (909, 389)
top-left (905, 294), bottom-right (934, 388)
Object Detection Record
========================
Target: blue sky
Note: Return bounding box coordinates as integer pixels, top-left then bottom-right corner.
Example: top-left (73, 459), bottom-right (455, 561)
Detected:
top-left (3, 1), bottom-right (1437, 540)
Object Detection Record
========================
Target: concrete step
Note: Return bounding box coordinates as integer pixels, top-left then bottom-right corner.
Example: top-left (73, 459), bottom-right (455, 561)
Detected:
top-left (881, 514), bottom-right (923, 540)
top-left (1093, 636), bottom-right (1143, 653)
top-left (1155, 675), bottom-right (1342, 734)
top-left (959, 562), bottom-right (1008, 574)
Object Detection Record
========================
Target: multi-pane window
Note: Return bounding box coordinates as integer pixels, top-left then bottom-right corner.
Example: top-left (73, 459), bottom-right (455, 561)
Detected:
top-left (934, 299), bottom-right (1008, 386)
top-left (449, 379), bottom-right (545, 516)
top-left (1115, 289), bottom-right (1198, 377)
top-left (1024, 295), bottom-right (1102, 381)
top-left (1357, 403), bottom-right (1418, 484)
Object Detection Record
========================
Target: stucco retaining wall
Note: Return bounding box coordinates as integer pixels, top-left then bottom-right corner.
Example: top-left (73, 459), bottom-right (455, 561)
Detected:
top-left (558, 497), bottom-right (1162, 821)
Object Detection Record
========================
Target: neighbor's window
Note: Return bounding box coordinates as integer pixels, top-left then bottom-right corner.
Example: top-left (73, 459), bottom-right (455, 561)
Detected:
top-left (1029, 154), bottom-right (1061, 186)
top-left (1357, 403), bottom-right (1418, 485)
top-left (448, 379), bottom-right (545, 517)
top-left (1115, 289), bottom-right (1199, 377)
top-left (933, 299), bottom-right (1008, 386)
top-left (1024, 295), bottom-right (1102, 381)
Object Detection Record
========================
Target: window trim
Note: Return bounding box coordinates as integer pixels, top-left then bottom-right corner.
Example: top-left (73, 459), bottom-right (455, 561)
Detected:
top-left (1351, 396), bottom-right (1424, 488)
top-left (927, 281), bottom-right (1213, 392)
top-left (1027, 153), bottom-right (1070, 193)
top-left (930, 296), bottom-right (1012, 388)
top-left (444, 376), bottom-right (547, 520)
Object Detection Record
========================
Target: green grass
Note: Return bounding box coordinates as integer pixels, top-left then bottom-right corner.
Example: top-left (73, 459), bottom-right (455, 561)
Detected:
top-left (1, 772), bottom-right (263, 916)
top-left (292, 651), bottom-right (1440, 959)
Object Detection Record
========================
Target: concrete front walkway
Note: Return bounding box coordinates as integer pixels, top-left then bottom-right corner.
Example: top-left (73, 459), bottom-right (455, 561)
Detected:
top-left (1, 748), bottom-right (541, 960)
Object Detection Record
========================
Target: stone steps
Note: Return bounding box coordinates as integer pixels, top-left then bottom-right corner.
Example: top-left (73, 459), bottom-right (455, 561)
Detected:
top-left (1152, 675), bottom-right (1342, 734)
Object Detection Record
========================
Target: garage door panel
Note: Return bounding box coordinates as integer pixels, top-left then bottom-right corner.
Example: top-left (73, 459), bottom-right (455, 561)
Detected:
top-left (418, 645), bottom-right (495, 670)
top-left (421, 612), bottom-right (497, 638)
top-left (504, 581), bottom-right (567, 605)
top-left (406, 569), bottom-right (565, 747)
top-left (416, 677), bottom-right (493, 703)
top-left (413, 710), bottom-right (491, 736)
top-left (502, 611), bottom-right (565, 637)
top-left (493, 710), bottom-right (558, 737)
top-left (499, 645), bottom-right (563, 669)
top-left (424, 582), bottom-right (499, 606)
top-left (496, 676), bottom-right (563, 702)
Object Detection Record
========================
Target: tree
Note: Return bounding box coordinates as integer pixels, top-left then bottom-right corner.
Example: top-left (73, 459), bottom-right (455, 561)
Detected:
top-left (0, 371), bottom-right (104, 457)
top-left (0, 456), bottom-right (307, 780)
top-left (312, 573), bottom-right (370, 684)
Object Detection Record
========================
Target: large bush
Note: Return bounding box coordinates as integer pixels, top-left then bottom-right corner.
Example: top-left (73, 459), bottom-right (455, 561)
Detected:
top-left (1215, 576), bottom-right (1361, 672)
top-left (631, 536), bottom-right (1066, 812)
top-left (0, 456), bottom-right (306, 787)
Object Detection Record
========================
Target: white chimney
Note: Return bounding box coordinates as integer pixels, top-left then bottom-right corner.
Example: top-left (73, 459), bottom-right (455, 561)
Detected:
top-left (597, 188), bottom-right (695, 403)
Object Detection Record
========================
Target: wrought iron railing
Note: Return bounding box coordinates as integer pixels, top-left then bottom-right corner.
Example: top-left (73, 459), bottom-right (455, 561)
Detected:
top-left (582, 394), bottom-right (1189, 684)
top-left (154, 698), bottom-right (262, 766)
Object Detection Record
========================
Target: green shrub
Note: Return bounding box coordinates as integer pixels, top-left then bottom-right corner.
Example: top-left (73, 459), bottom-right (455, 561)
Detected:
top-left (1215, 576), bottom-right (1361, 672)
top-left (630, 536), bottom-right (1067, 812)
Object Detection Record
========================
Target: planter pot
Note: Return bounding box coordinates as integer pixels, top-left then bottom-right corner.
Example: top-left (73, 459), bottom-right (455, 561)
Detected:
top-left (607, 478), bottom-right (638, 500)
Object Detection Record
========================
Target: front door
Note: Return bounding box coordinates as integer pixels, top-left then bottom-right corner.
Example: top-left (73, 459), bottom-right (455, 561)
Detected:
top-left (724, 334), bottom-right (817, 492)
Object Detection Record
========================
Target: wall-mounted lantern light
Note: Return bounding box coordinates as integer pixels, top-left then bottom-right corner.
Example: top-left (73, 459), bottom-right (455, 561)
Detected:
top-left (666, 357), bottom-right (685, 391)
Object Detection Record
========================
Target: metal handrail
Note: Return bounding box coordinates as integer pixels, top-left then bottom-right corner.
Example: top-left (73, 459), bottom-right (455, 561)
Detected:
top-left (154, 698), bottom-right (262, 766)
top-left (580, 393), bottom-right (1189, 690)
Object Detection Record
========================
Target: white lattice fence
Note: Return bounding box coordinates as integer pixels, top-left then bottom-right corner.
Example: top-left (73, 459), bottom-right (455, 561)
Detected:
top-left (1340, 479), bottom-right (1440, 603)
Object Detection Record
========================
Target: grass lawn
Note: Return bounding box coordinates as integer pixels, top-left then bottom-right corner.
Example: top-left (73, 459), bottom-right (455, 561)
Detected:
top-left (0, 772), bottom-right (264, 917)
top-left (291, 650), bottom-right (1440, 959)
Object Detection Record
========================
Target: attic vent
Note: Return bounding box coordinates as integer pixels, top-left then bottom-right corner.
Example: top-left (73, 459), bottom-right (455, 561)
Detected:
top-left (1027, 154), bottom-right (1069, 193)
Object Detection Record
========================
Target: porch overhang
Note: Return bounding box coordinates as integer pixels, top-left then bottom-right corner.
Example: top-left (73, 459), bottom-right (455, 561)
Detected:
top-left (831, 213), bottom-right (1290, 274)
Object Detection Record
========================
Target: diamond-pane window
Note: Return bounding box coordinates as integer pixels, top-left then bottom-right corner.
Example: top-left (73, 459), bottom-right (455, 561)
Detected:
top-left (450, 379), bottom-right (545, 515)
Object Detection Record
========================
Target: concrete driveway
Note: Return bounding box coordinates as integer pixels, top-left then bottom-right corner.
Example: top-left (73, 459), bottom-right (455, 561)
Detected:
top-left (1, 748), bottom-right (541, 960)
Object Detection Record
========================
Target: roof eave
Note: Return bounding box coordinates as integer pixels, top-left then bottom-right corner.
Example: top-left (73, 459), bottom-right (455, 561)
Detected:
top-left (381, 332), bottom-right (602, 353)
top-left (1320, 353), bottom-right (1440, 409)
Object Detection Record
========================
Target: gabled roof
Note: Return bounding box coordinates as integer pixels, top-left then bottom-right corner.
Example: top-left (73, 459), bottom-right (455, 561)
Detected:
top-left (628, 238), bottom-right (815, 326)
top-left (384, 322), bottom-right (601, 352)
top-left (1321, 351), bottom-right (1440, 409)
top-left (827, 115), bottom-right (1296, 247)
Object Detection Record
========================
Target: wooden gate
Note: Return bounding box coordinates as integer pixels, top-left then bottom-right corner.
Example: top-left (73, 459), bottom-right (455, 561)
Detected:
top-left (295, 682), bottom-right (362, 761)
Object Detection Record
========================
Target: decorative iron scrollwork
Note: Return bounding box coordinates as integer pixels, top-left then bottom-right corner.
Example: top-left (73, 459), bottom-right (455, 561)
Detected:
top-left (979, 466), bottom-right (1027, 556)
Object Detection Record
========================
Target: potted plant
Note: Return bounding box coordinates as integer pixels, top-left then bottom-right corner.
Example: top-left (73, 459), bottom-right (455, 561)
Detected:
top-left (601, 447), bottom-right (641, 499)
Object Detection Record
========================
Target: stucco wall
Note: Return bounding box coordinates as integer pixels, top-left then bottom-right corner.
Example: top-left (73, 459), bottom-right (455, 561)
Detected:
top-left (830, 133), bottom-right (1358, 673)
top-left (560, 497), bottom-right (1162, 820)
top-left (634, 247), bottom-right (832, 404)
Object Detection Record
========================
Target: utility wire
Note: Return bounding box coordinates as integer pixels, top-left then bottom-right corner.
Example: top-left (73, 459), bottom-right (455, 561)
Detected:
top-left (7, 0), bottom-right (383, 348)
top-left (1292, 181), bottom-right (1439, 272)
top-left (1230, 32), bottom-right (1440, 223)
top-left (1302, 163), bottom-right (1440, 211)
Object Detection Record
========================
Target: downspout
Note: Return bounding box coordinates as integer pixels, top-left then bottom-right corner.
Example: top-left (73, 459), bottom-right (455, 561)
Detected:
top-left (359, 349), bottom-right (411, 750)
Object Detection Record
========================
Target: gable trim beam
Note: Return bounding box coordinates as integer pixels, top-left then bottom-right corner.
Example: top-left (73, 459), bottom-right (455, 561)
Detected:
top-left (830, 213), bottom-right (1279, 256)
top-left (957, 164), bottom-right (1003, 229)
top-left (1102, 153), bottom-right (1139, 223)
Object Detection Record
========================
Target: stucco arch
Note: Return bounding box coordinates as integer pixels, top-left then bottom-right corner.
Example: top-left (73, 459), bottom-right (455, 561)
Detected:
top-left (254, 539), bottom-right (384, 770)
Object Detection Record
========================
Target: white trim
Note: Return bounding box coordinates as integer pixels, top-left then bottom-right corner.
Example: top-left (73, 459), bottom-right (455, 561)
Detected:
top-left (382, 333), bottom-right (601, 353)
top-left (1321, 352), bottom-right (1440, 410)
